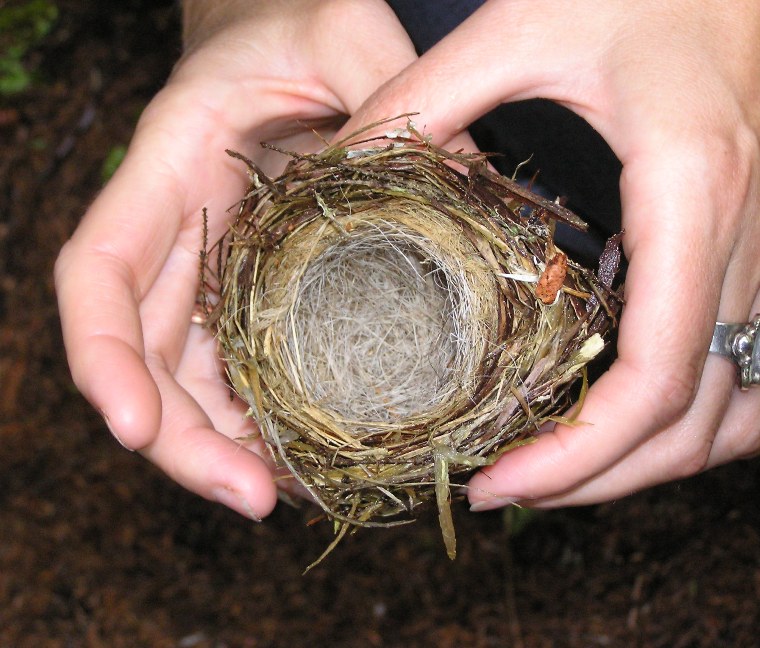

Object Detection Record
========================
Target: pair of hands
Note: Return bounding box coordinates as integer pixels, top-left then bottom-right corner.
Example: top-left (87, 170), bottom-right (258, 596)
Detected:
top-left (55, 0), bottom-right (760, 520)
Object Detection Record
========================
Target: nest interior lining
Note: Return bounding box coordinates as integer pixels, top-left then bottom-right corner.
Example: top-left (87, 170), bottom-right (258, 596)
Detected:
top-left (292, 223), bottom-right (459, 423)
top-left (260, 199), bottom-right (500, 429)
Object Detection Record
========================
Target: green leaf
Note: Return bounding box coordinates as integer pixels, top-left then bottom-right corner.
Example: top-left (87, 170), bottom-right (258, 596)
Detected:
top-left (0, 1), bottom-right (59, 96)
top-left (101, 145), bottom-right (128, 184)
top-left (0, 57), bottom-right (32, 95)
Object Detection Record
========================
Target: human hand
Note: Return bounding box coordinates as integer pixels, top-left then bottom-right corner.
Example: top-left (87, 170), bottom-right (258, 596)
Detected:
top-left (54, 0), bottom-right (418, 519)
top-left (341, 0), bottom-right (760, 508)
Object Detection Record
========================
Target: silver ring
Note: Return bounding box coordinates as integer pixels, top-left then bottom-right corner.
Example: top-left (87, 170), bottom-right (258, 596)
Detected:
top-left (709, 314), bottom-right (760, 390)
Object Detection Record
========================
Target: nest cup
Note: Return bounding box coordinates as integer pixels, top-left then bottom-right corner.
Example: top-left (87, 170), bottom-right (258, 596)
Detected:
top-left (205, 118), bottom-right (621, 563)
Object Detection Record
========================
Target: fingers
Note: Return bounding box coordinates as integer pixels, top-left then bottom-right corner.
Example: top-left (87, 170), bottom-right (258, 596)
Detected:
top-left (468, 143), bottom-right (735, 508)
top-left (481, 347), bottom-right (759, 510)
top-left (467, 138), bottom-right (759, 509)
top-left (54, 86), bottom-right (304, 515)
top-left (708, 386), bottom-right (760, 466)
top-left (140, 325), bottom-right (278, 519)
top-left (57, 55), bottom-right (285, 435)
top-left (500, 356), bottom-right (736, 508)
top-left (306, 0), bottom-right (418, 115)
top-left (337, 1), bottom-right (605, 144)
top-left (55, 138), bottom-right (184, 449)
top-left (469, 246), bottom-right (760, 510)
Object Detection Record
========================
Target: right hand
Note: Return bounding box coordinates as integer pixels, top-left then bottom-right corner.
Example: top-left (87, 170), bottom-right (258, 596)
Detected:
top-left (55, 0), bottom-right (418, 519)
top-left (339, 0), bottom-right (760, 510)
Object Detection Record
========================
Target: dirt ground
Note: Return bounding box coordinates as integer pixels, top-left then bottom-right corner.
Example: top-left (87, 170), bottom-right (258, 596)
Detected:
top-left (1, 2), bottom-right (759, 646)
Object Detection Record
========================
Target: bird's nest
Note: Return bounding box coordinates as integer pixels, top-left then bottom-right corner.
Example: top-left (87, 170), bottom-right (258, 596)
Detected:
top-left (202, 117), bottom-right (622, 568)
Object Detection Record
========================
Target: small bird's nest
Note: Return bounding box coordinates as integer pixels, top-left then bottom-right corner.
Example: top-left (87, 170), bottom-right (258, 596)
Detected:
top-left (203, 117), bottom-right (622, 567)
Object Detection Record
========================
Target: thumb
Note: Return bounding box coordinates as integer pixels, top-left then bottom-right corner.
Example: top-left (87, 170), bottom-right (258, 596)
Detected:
top-left (337, 0), bottom-right (607, 145)
top-left (306, 0), bottom-right (417, 115)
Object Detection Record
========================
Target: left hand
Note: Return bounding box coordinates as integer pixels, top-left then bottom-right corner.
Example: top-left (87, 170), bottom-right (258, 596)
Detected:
top-left (54, 0), bottom-right (422, 518)
top-left (340, 0), bottom-right (760, 508)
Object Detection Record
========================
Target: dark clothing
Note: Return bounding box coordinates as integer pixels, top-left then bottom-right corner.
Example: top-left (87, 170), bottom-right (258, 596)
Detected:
top-left (386, 0), bottom-right (485, 53)
top-left (386, 1), bottom-right (623, 261)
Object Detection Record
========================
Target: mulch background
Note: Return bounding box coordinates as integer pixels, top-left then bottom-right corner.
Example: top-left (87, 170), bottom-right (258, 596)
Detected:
top-left (1, 2), bottom-right (758, 646)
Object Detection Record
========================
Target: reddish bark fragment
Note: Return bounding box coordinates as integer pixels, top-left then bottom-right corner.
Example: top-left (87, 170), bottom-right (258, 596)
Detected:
top-left (536, 251), bottom-right (568, 304)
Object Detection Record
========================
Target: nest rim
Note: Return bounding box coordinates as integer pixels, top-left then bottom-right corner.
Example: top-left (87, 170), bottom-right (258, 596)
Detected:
top-left (204, 117), bottom-right (623, 561)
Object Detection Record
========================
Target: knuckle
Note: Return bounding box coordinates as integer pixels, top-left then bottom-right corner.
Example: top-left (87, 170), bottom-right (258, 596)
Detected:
top-left (721, 125), bottom-right (759, 212)
top-left (647, 367), bottom-right (700, 429)
top-left (673, 440), bottom-right (713, 479)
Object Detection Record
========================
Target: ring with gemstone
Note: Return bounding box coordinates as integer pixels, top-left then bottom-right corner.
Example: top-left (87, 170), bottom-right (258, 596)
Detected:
top-left (709, 314), bottom-right (760, 389)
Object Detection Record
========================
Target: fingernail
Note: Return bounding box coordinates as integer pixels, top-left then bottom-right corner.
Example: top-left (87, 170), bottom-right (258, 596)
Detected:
top-left (212, 487), bottom-right (262, 522)
top-left (100, 410), bottom-right (134, 452)
top-left (470, 496), bottom-right (518, 513)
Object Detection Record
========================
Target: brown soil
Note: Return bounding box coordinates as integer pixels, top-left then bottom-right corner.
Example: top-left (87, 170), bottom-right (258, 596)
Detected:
top-left (1, 2), bottom-right (758, 646)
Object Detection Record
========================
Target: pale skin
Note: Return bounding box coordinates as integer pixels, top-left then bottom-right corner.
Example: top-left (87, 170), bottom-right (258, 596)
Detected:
top-left (55, 0), bottom-right (760, 519)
